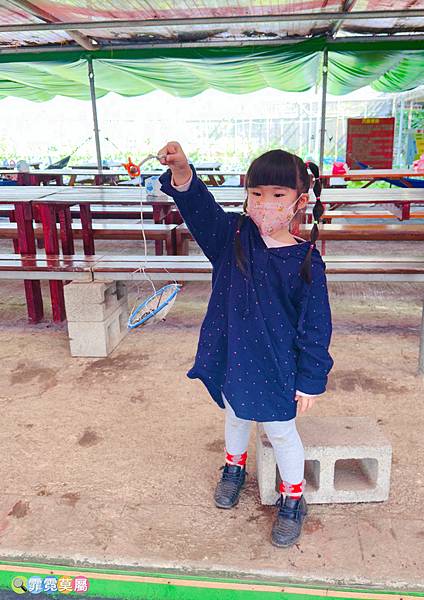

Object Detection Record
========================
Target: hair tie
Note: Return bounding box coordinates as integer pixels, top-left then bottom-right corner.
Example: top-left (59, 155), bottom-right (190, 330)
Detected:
top-left (310, 243), bottom-right (315, 249)
top-left (313, 220), bottom-right (319, 224)
top-left (236, 229), bottom-right (240, 235)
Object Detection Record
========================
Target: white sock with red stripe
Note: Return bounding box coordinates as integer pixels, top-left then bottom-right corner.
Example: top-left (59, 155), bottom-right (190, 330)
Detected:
top-left (279, 478), bottom-right (305, 499)
top-left (225, 449), bottom-right (247, 468)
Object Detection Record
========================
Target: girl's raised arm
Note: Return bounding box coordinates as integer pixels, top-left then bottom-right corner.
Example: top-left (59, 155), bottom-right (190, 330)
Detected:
top-left (158, 141), bottom-right (235, 263)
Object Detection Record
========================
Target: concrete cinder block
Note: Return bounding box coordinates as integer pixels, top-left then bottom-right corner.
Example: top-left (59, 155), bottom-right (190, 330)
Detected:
top-left (64, 281), bottom-right (128, 322)
top-left (256, 416), bottom-right (392, 505)
top-left (67, 302), bottom-right (129, 357)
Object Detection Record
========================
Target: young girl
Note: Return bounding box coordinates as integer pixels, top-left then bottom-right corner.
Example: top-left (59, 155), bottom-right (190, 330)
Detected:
top-left (158, 142), bottom-right (334, 548)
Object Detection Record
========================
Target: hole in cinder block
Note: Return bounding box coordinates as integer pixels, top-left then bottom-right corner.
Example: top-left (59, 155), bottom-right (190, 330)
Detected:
top-left (304, 459), bottom-right (320, 492)
top-left (275, 459), bottom-right (320, 493)
top-left (116, 282), bottom-right (126, 301)
top-left (104, 285), bottom-right (116, 309)
top-left (334, 458), bottom-right (378, 491)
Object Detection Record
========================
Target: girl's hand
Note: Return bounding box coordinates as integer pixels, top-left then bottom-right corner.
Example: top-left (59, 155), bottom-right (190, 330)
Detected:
top-left (295, 394), bottom-right (317, 413)
top-left (158, 141), bottom-right (191, 185)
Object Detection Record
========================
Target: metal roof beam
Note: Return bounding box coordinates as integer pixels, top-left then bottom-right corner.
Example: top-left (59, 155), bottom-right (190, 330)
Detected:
top-left (0, 10), bottom-right (424, 33)
top-left (1, 33), bottom-right (424, 55)
top-left (3, 0), bottom-right (98, 49)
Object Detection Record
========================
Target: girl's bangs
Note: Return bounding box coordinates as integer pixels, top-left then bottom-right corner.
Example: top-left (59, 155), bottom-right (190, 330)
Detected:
top-left (245, 151), bottom-right (298, 190)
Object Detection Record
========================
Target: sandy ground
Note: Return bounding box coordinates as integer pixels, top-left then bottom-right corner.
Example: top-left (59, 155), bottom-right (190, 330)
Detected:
top-left (0, 233), bottom-right (424, 590)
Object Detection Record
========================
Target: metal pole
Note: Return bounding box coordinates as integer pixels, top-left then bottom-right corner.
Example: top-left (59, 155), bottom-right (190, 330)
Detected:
top-left (87, 57), bottom-right (102, 171)
top-left (396, 96), bottom-right (405, 167)
top-left (319, 48), bottom-right (329, 172)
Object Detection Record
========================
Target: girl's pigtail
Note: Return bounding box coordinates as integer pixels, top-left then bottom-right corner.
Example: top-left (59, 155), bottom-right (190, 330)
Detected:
top-left (299, 161), bottom-right (324, 285)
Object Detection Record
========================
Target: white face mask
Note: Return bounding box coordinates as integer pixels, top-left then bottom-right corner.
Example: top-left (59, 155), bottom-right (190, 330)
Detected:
top-left (247, 194), bottom-right (302, 236)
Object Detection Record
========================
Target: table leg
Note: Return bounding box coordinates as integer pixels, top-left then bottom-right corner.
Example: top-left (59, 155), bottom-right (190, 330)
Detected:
top-left (14, 203), bottom-right (44, 323)
top-left (79, 204), bottom-right (95, 255)
top-left (34, 205), bottom-right (45, 250)
top-left (175, 229), bottom-right (188, 255)
top-left (172, 209), bottom-right (183, 225)
top-left (38, 203), bottom-right (66, 323)
top-left (152, 205), bottom-right (166, 254)
top-left (58, 206), bottom-right (75, 255)
top-left (401, 202), bottom-right (410, 220)
top-left (8, 209), bottom-right (20, 253)
top-left (152, 205), bottom-right (163, 224)
top-left (166, 230), bottom-right (176, 256)
top-left (155, 237), bottom-right (164, 256)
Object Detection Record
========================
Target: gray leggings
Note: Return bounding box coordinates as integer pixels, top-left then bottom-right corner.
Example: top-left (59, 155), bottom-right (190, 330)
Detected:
top-left (222, 393), bottom-right (305, 484)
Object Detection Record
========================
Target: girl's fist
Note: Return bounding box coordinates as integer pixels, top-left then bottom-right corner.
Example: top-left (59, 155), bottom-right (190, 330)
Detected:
top-left (158, 141), bottom-right (189, 171)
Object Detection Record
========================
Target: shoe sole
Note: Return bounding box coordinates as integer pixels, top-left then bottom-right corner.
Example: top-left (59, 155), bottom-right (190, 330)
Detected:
top-left (271, 536), bottom-right (301, 548)
top-left (214, 479), bottom-right (246, 509)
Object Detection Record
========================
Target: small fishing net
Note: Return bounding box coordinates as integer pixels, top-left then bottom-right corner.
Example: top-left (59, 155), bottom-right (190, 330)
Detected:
top-left (125, 152), bottom-right (182, 330)
top-left (128, 282), bottom-right (180, 328)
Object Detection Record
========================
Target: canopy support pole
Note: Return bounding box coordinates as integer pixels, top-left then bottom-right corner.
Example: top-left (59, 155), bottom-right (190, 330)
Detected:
top-left (396, 96), bottom-right (405, 166)
top-left (87, 57), bottom-right (102, 171)
top-left (319, 48), bottom-right (329, 172)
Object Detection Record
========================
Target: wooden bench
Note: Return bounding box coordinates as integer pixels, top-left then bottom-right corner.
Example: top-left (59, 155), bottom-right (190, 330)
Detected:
top-left (0, 254), bottom-right (94, 281)
top-left (175, 223), bottom-right (424, 255)
top-left (0, 222), bottom-right (177, 255)
top-left (89, 254), bottom-right (424, 282)
top-left (1, 253), bottom-right (424, 369)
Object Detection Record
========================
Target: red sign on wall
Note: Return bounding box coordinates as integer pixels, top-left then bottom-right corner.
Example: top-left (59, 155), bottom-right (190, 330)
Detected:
top-left (346, 117), bottom-right (395, 169)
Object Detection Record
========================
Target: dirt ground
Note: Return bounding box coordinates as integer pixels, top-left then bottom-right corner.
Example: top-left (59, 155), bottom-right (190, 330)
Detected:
top-left (0, 236), bottom-right (424, 590)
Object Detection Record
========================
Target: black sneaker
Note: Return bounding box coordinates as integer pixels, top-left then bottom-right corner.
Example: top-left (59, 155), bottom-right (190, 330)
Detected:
top-left (271, 494), bottom-right (308, 547)
top-left (214, 464), bottom-right (246, 509)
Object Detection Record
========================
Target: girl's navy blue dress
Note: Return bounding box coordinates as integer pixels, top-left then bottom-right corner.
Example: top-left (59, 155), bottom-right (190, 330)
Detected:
top-left (160, 166), bottom-right (334, 422)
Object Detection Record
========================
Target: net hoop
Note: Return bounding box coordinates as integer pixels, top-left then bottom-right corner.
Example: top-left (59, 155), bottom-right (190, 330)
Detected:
top-left (128, 282), bottom-right (181, 329)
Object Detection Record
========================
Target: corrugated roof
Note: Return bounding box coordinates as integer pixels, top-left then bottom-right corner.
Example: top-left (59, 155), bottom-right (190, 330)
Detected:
top-left (0, 0), bottom-right (423, 50)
